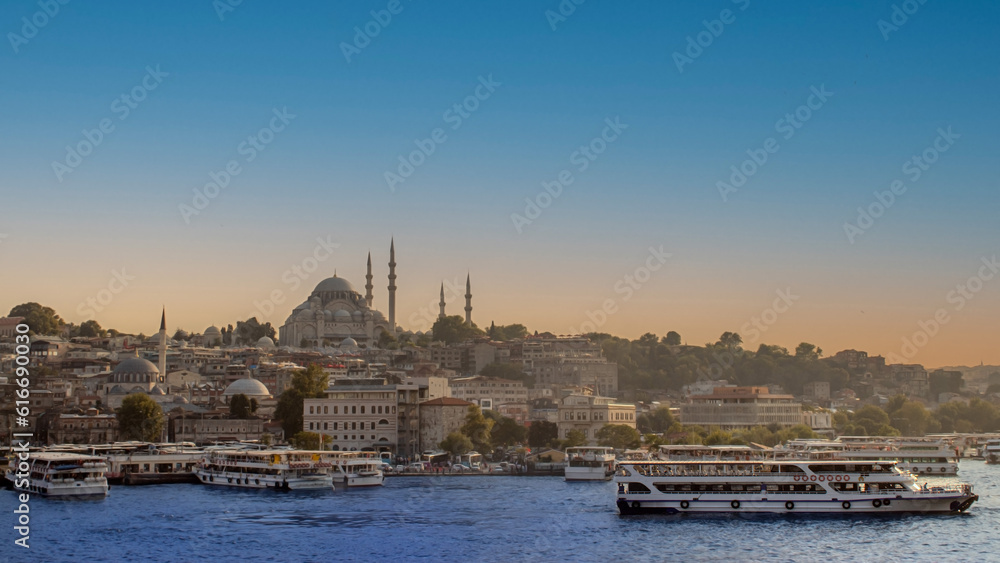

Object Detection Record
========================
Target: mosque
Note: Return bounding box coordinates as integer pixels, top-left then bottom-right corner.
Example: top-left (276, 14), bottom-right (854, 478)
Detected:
top-left (277, 239), bottom-right (474, 348)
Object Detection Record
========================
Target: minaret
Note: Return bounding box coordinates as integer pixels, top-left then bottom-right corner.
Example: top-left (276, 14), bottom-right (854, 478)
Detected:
top-left (157, 307), bottom-right (167, 386)
top-left (388, 238), bottom-right (397, 332)
top-left (464, 274), bottom-right (472, 326)
top-left (439, 283), bottom-right (446, 319)
top-left (365, 252), bottom-right (374, 308)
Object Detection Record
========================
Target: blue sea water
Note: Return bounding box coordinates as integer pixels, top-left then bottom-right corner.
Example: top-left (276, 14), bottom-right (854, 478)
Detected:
top-left (3, 461), bottom-right (999, 562)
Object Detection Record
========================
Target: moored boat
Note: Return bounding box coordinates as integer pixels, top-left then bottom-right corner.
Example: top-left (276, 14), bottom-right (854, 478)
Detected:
top-left (5, 452), bottom-right (109, 498)
top-left (565, 447), bottom-right (616, 481)
top-left (195, 450), bottom-right (334, 490)
top-left (614, 459), bottom-right (977, 515)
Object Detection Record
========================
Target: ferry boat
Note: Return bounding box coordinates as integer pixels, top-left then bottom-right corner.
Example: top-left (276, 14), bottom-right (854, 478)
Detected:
top-left (6, 452), bottom-right (109, 498)
top-left (781, 438), bottom-right (960, 475)
top-left (195, 450), bottom-right (334, 490)
top-left (322, 452), bottom-right (385, 487)
top-left (614, 459), bottom-right (977, 515)
top-left (100, 442), bottom-right (203, 485)
top-left (982, 439), bottom-right (1000, 464)
top-left (564, 447), bottom-right (616, 481)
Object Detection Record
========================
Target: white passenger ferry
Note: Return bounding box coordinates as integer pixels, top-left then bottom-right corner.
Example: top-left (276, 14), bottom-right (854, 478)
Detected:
top-left (322, 452), bottom-right (385, 487)
top-left (196, 450), bottom-right (334, 490)
top-left (982, 439), bottom-right (1000, 464)
top-left (781, 438), bottom-right (960, 475)
top-left (565, 447), bottom-right (616, 481)
top-left (6, 452), bottom-right (109, 498)
top-left (614, 459), bottom-right (977, 515)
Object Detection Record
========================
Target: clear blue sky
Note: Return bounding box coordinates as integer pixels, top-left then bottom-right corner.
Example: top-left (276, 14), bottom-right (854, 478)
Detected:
top-left (2, 0), bottom-right (998, 365)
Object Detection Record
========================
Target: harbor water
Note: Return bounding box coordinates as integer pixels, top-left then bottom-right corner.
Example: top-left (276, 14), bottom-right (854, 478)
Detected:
top-left (4, 460), bottom-right (999, 562)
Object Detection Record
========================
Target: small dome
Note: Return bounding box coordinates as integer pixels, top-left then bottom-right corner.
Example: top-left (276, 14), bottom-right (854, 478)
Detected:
top-left (323, 310), bottom-right (334, 322)
top-left (352, 310), bottom-right (363, 321)
top-left (257, 336), bottom-right (276, 349)
top-left (314, 276), bottom-right (357, 294)
top-left (109, 385), bottom-right (125, 394)
top-left (205, 326), bottom-right (222, 337)
top-left (223, 377), bottom-right (272, 398)
top-left (293, 301), bottom-right (310, 311)
top-left (173, 396), bottom-right (189, 404)
top-left (150, 385), bottom-right (166, 395)
top-left (340, 337), bottom-right (359, 350)
top-left (334, 309), bottom-right (351, 320)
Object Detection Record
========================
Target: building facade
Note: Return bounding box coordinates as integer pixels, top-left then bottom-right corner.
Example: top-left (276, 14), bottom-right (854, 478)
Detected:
top-left (556, 394), bottom-right (636, 445)
top-left (680, 386), bottom-right (802, 430)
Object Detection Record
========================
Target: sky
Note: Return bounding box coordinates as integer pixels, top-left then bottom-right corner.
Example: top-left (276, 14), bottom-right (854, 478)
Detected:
top-left (1, 0), bottom-right (998, 367)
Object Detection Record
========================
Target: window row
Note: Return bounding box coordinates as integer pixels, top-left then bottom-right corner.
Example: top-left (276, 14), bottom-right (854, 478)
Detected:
top-left (308, 405), bottom-right (396, 415)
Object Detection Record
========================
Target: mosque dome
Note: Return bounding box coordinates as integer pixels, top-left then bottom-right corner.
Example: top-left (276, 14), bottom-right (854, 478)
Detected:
top-left (340, 337), bottom-right (359, 350)
top-left (205, 326), bottom-right (222, 337)
top-left (334, 309), bottom-right (352, 321)
top-left (113, 356), bottom-right (160, 382)
top-left (323, 310), bottom-right (334, 322)
top-left (223, 377), bottom-right (272, 398)
top-left (314, 276), bottom-right (357, 294)
top-left (257, 336), bottom-right (276, 349)
top-left (351, 310), bottom-right (363, 321)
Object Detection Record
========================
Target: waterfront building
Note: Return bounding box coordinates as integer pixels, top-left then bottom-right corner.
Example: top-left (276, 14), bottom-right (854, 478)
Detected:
top-left (46, 409), bottom-right (119, 444)
top-left (557, 394), bottom-right (636, 445)
top-left (170, 414), bottom-right (274, 444)
top-left (418, 397), bottom-right (474, 453)
top-left (680, 386), bottom-right (802, 430)
top-left (302, 378), bottom-right (428, 456)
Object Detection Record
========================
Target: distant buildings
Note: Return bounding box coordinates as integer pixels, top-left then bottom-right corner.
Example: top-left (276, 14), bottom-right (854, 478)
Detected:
top-left (680, 386), bottom-right (802, 430)
top-left (557, 394), bottom-right (636, 445)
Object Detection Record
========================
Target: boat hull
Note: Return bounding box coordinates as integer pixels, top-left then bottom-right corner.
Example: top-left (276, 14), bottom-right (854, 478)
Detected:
top-left (6, 472), bottom-right (109, 498)
top-left (565, 469), bottom-right (614, 481)
top-left (122, 472), bottom-right (199, 485)
top-left (196, 470), bottom-right (333, 490)
top-left (616, 494), bottom-right (978, 515)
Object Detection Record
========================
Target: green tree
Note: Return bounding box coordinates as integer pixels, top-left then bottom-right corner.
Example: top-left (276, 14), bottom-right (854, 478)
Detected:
top-left (489, 323), bottom-right (529, 341)
top-left (116, 394), bottom-right (164, 441)
top-left (290, 431), bottom-right (330, 450)
top-left (716, 332), bottom-right (743, 349)
top-left (377, 329), bottom-right (398, 349)
top-left (440, 432), bottom-right (474, 456)
top-left (528, 421), bottom-right (558, 448)
top-left (563, 429), bottom-right (587, 448)
top-left (491, 417), bottom-right (527, 448)
top-left (274, 364), bottom-right (329, 437)
top-left (852, 405), bottom-right (891, 435)
top-left (795, 342), bottom-right (822, 360)
top-left (460, 405), bottom-right (495, 453)
top-left (431, 315), bottom-right (484, 345)
top-left (230, 394), bottom-right (252, 418)
top-left (10, 302), bottom-right (64, 335)
top-left (637, 407), bottom-right (675, 433)
top-left (234, 317), bottom-right (277, 345)
top-left (890, 401), bottom-right (934, 436)
top-left (704, 428), bottom-right (735, 446)
top-left (596, 424), bottom-right (641, 449)
top-left (663, 331), bottom-right (682, 346)
top-left (172, 328), bottom-right (189, 341)
top-left (77, 320), bottom-right (106, 338)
